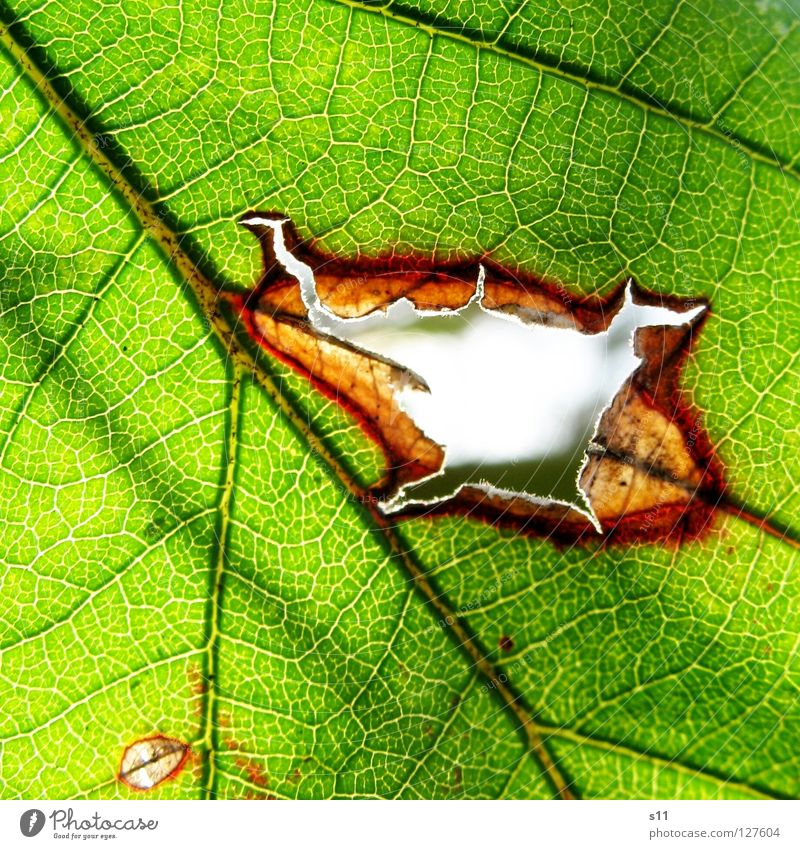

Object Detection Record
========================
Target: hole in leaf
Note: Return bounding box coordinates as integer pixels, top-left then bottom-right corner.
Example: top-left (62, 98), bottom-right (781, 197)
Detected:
top-left (118, 735), bottom-right (189, 791)
top-left (233, 214), bottom-right (724, 545)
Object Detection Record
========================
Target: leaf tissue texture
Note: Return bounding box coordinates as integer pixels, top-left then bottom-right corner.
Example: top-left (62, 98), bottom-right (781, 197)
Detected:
top-left (0, 0), bottom-right (798, 801)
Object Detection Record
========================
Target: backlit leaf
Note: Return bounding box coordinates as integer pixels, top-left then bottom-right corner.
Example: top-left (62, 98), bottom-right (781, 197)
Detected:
top-left (0, 0), bottom-right (797, 800)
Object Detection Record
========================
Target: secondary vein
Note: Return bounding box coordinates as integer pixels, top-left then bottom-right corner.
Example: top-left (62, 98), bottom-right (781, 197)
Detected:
top-left (200, 366), bottom-right (242, 799)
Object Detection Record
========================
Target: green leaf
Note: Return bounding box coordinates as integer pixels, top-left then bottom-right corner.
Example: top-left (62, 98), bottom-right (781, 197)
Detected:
top-left (0, 0), bottom-right (797, 800)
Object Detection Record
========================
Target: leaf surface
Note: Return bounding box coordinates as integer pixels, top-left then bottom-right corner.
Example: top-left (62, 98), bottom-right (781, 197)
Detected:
top-left (0, 0), bottom-right (797, 799)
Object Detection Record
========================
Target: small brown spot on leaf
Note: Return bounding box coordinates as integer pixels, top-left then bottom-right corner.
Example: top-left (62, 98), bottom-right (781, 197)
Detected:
top-left (236, 756), bottom-right (269, 788)
top-left (498, 635), bottom-right (514, 652)
top-left (118, 735), bottom-right (189, 791)
top-left (188, 665), bottom-right (206, 696)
